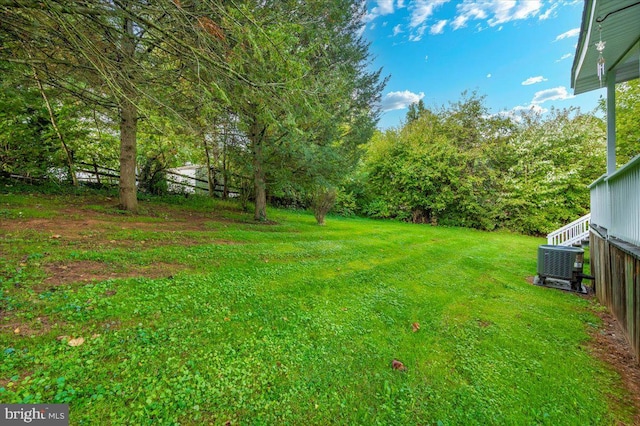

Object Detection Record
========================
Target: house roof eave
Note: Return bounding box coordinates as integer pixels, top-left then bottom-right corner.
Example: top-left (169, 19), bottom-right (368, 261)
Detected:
top-left (571, 0), bottom-right (640, 95)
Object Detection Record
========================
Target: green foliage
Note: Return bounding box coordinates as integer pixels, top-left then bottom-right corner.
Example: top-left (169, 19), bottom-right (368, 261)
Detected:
top-left (0, 64), bottom-right (64, 179)
top-left (1, 2), bottom-right (384, 214)
top-left (614, 80), bottom-right (640, 165)
top-left (224, 0), bottom-right (385, 220)
top-left (333, 189), bottom-right (358, 217)
top-left (311, 186), bottom-right (337, 226)
top-left (0, 192), bottom-right (632, 424)
top-left (499, 109), bottom-right (605, 234)
top-left (352, 93), bottom-right (606, 235)
top-left (138, 155), bottom-right (168, 196)
top-left (0, 62), bottom-right (123, 180)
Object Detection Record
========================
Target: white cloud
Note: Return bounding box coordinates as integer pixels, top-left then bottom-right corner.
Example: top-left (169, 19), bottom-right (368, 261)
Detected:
top-left (452, 0), bottom-right (542, 30)
top-left (430, 20), bottom-right (448, 35)
top-left (487, 73), bottom-right (492, 78)
top-left (531, 86), bottom-right (574, 104)
top-left (513, 104), bottom-right (548, 114)
top-left (521, 76), bottom-right (548, 85)
top-left (397, 0), bottom-right (406, 8)
top-left (539, 3), bottom-right (558, 20)
top-left (364, 0), bottom-right (395, 23)
top-left (555, 28), bottom-right (580, 41)
top-left (507, 0), bottom-right (542, 22)
top-left (452, 2), bottom-right (485, 29)
top-left (380, 90), bottom-right (426, 112)
top-left (392, 24), bottom-right (403, 36)
top-left (451, 15), bottom-right (468, 30)
top-left (378, 0), bottom-right (394, 15)
top-left (555, 53), bottom-right (572, 62)
top-left (410, 0), bottom-right (450, 28)
top-left (499, 104), bottom-right (549, 121)
top-left (409, 25), bottom-right (427, 42)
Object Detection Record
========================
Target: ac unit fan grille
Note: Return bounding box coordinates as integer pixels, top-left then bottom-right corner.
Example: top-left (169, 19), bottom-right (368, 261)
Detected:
top-left (537, 245), bottom-right (583, 280)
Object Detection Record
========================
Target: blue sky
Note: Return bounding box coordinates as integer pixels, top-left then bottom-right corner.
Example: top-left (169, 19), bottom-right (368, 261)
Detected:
top-left (362, 0), bottom-right (605, 129)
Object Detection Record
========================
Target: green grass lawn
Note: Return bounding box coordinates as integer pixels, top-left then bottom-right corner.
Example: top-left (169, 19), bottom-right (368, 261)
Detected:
top-left (0, 191), bottom-right (632, 425)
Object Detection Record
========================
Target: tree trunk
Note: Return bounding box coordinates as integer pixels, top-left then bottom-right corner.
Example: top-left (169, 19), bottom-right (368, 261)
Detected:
top-left (203, 133), bottom-right (215, 197)
top-left (251, 121), bottom-right (267, 221)
top-left (119, 97), bottom-right (138, 211)
top-left (93, 162), bottom-right (101, 185)
top-left (118, 13), bottom-right (138, 212)
top-left (222, 129), bottom-right (228, 199)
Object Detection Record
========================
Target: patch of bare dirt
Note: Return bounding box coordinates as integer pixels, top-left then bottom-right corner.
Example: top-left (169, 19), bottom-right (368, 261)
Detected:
top-left (0, 211), bottom-right (245, 250)
top-left (0, 315), bottom-right (60, 337)
top-left (477, 319), bottom-right (493, 328)
top-left (0, 370), bottom-right (33, 390)
top-left (41, 260), bottom-right (185, 287)
top-left (0, 197), bottom-right (276, 247)
top-left (587, 306), bottom-right (640, 424)
top-left (0, 216), bottom-right (211, 235)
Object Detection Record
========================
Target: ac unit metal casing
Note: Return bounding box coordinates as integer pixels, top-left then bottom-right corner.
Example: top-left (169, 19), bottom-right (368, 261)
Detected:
top-left (537, 245), bottom-right (583, 280)
top-left (535, 244), bottom-right (591, 294)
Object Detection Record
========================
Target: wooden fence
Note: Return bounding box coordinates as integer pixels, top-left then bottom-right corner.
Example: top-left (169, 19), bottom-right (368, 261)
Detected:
top-left (591, 227), bottom-right (640, 360)
top-left (74, 162), bottom-right (244, 198)
top-left (2, 164), bottom-right (245, 199)
top-left (75, 163), bottom-right (120, 186)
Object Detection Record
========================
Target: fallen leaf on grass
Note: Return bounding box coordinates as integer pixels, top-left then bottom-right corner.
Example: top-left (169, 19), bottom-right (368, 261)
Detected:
top-left (13, 327), bottom-right (20, 334)
top-left (51, 234), bottom-right (61, 239)
top-left (412, 322), bottom-right (420, 332)
top-left (68, 337), bottom-right (85, 347)
top-left (391, 359), bottom-right (407, 371)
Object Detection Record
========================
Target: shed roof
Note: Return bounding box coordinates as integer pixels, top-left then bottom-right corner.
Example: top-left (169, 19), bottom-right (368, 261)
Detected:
top-left (571, 0), bottom-right (640, 95)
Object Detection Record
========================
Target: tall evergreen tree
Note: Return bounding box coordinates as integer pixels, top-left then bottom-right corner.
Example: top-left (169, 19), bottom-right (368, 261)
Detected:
top-left (1, 1), bottom-right (235, 210)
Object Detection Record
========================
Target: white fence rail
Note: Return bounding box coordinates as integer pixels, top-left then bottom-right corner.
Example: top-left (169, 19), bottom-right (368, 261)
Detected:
top-left (547, 213), bottom-right (591, 246)
top-left (589, 154), bottom-right (640, 247)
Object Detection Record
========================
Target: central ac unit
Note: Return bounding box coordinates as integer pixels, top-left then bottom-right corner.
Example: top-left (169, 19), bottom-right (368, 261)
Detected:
top-left (535, 244), bottom-right (593, 294)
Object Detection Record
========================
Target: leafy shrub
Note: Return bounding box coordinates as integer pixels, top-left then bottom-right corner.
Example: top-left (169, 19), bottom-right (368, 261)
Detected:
top-left (352, 93), bottom-right (605, 235)
top-left (332, 189), bottom-right (357, 217)
top-left (311, 187), bottom-right (337, 225)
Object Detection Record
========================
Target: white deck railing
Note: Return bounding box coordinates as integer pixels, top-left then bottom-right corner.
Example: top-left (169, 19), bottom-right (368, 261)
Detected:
top-left (547, 213), bottom-right (591, 246)
top-left (589, 154), bottom-right (640, 247)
